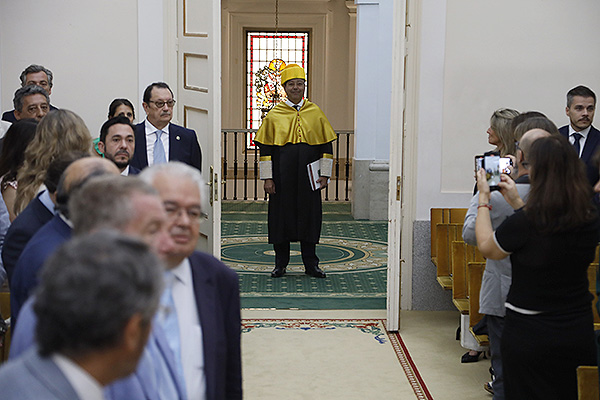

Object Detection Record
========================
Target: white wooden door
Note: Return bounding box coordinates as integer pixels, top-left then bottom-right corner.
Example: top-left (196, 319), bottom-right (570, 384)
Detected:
top-left (176, 0), bottom-right (221, 256)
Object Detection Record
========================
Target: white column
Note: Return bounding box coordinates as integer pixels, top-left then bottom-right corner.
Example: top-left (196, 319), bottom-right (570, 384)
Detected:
top-left (352, 0), bottom-right (393, 220)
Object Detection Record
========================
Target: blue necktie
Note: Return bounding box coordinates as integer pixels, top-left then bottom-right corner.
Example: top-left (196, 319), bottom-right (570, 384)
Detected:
top-left (160, 272), bottom-right (184, 382)
top-left (154, 130), bottom-right (167, 164)
top-left (572, 132), bottom-right (583, 157)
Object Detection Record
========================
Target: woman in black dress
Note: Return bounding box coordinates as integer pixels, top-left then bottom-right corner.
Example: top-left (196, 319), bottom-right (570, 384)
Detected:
top-left (475, 134), bottom-right (598, 400)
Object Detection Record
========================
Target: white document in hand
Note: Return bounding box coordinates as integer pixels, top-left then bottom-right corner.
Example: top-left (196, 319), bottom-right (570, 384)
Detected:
top-left (307, 160), bottom-right (330, 191)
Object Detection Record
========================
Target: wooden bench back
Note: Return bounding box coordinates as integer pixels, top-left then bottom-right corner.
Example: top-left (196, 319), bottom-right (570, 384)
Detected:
top-left (577, 366), bottom-right (599, 400)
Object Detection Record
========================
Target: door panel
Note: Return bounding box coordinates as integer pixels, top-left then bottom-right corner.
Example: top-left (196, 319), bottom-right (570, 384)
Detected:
top-left (177, 0), bottom-right (221, 256)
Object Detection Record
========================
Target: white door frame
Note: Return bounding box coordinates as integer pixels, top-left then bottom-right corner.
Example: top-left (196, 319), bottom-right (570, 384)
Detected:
top-left (387, 0), bottom-right (420, 330)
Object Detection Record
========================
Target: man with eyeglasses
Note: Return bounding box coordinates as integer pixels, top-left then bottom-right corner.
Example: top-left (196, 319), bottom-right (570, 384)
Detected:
top-left (130, 82), bottom-right (202, 171)
top-left (140, 161), bottom-right (242, 400)
top-left (2, 64), bottom-right (58, 123)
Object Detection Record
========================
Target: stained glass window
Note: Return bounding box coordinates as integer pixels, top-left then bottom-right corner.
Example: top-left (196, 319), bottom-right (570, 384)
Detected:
top-left (246, 31), bottom-right (309, 136)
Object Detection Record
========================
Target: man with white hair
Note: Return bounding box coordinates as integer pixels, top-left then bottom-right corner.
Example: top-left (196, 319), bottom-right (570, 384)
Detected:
top-left (140, 161), bottom-right (242, 400)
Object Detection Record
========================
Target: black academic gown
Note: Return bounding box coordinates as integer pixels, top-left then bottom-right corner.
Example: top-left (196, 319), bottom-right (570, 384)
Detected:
top-left (261, 141), bottom-right (332, 245)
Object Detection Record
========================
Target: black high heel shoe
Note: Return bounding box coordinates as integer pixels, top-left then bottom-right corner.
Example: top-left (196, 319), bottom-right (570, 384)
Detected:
top-left (461, 350), bottom-right (485, 363)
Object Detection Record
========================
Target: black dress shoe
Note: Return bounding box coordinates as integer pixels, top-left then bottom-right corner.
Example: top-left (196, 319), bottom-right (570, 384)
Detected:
top-left (271, 267), bottom-right (286, 278)
top-left (305, 266), bottom-right (326, 278)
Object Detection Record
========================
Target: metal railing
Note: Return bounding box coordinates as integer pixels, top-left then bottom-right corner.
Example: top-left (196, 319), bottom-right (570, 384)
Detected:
top-left (221, 129), bottom-right (353, 201)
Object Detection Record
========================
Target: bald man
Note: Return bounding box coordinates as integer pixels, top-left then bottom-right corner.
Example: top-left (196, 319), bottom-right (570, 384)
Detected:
top-left (10, 158), bottom-right (119, 327)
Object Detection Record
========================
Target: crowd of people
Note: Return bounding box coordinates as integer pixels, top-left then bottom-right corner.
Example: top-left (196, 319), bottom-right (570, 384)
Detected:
top-left (0, 61), bottom-right (595, 400)
top-left (0, 64), bottom-right (241, 399)
top-left (463, 85), bottom-right (600, 399)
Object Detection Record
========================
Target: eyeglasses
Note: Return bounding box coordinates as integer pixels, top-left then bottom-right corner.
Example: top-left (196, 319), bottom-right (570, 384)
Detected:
top-left (148, 99), bottom-right (176, 108)
top-left (164, 202), bottom-right (206, 221)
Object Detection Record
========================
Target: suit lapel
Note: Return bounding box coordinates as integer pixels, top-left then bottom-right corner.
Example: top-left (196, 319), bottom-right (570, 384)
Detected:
top-left (134, 123), bottom-right (149, 167)
top-left (25, 351), bottom-right (80, 400)
top-left (168, 124), bottom-right (177, 161)
top-left (32, 196), bottom-right (53, 222)
top-left (189, 254), bottom-right (218, 399)
top-left (581, 126), bottom-right (600, 162)
top-left (54, 216), bottom-right (72, 239)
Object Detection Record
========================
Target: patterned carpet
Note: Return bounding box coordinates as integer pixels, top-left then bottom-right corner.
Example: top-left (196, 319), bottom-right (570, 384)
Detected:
top-left (241, 317), bottom-right (432, 399)
top-left (221, 201), bottom-right (388, 309)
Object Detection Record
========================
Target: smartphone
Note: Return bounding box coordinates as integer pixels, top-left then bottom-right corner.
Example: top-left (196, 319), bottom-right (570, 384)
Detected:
top-left (475, 155), bottom-right (512, 190)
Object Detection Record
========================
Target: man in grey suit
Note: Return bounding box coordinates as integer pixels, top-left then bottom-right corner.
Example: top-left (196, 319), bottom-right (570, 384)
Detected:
top-left (463, 128), bottom-right (550, 399)
top-left (0, 231), bottom-right (164, 399)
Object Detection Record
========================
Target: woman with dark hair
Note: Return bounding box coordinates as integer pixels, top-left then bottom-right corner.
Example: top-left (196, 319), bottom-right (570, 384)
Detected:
top-left (0, 119), bottom-right (38, 221)
top-left (475, 134), bottom-right (598, 399)
top-left (94, 98), bottom-right (136, 157)
top-left (108, 98), bottom-right (135, 123)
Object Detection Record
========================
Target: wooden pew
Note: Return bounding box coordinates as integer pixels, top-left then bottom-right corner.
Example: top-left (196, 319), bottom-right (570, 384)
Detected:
top-left (430, 208), bottom-right (449, 267)
top-left (577, 366), bottom-right (598, 400)
top-left (587, 262), bottom-right (600, 330)
top-left (467, 261), bottom-right (489, 346)
top-left (435, 223), bottom-right (462, 289)
top-left (430, 208), bottom-right (467, 267)
top-left (452, 242), bottom-right (484, 314)
top-left (431, 208), bottom-right (468, 290)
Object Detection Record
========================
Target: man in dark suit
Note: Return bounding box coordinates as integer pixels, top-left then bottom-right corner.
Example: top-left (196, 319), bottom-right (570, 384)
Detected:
top-left (141, 162), bottom-right (242, 400)
top-left (0, 231), bottom-right (164, 400)
top-left (2, 152), bottom-right (85, 284)
top-left (98, 116), bottom-right (141, 175)
top-left (558, 85), bottom-right (599, 184)
top-left (2, 64), bottom-right (58, 123)
top-left (10, 158), bottom-right (119, 326)
top-left (130, 82), bottom-right (202, 171)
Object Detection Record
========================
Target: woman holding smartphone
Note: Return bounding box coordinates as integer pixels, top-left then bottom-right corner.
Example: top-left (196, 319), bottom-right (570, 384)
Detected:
top-left (475, 134), bottom-right (598, 399)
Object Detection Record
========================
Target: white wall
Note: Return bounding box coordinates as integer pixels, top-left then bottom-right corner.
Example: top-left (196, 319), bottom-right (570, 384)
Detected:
top-left (415, 0), bottom-right (600, 220)
top-left (0, 0), bottom-right (141, 137)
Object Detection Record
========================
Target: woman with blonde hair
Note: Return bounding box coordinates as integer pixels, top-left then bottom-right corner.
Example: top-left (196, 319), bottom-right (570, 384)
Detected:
top-left (14, 109), bottom-right (92, 214)
top-left (487, 108), bottom-right (520, 156)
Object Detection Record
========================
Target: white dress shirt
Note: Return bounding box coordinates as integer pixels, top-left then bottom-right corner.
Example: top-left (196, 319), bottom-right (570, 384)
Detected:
top-left (120, 165), bottom-right (131, 176)
top-left (568, 125), bottom-right (591, 157)
top-left (38, 189), bottom-right (56, 214)
top-left (144, 120), bottom-right (170, 165)
top-left (52, 353), bottom-right (105, 400)
top-left (284, 98), bottom-right (304, 110)
top-left (171, 258), bottom-right (206, 400)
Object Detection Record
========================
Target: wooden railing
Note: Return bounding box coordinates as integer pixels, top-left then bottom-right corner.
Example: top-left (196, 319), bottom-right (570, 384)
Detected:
top-left (221, 129), bottom-right (354, 201)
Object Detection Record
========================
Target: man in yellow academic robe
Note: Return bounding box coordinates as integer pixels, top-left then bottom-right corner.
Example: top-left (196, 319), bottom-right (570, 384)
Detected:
top-left (254, 64), bottom-right (336, 278)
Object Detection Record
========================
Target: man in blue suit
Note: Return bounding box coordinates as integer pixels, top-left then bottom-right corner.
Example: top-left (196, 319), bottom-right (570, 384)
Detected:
top-left (558, 85), bottom-right (599, 184)
top-left (0, 231), bottom-right (164, 400)
top-left (98, 116), bottom-right (141, 176)
top-left (10, 157), bottom-right (119, 326)
top-left (141, 162), bottom-right (242, 400)
top-left (11, 175), bottom-right (188, 399)
top-left (130, 82), bottom-right (202, 172)
top-left (2, 152), bottom-right (85, 284)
